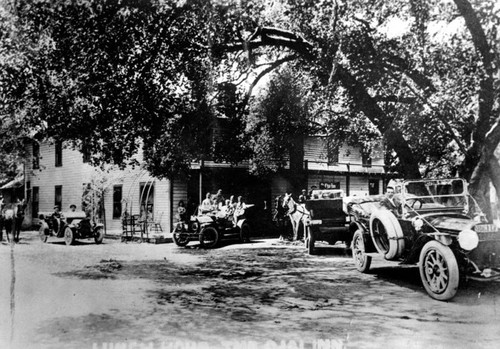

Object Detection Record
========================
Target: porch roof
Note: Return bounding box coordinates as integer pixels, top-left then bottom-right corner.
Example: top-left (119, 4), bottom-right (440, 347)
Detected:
top-left (0, 177), bottom-right (24, 190)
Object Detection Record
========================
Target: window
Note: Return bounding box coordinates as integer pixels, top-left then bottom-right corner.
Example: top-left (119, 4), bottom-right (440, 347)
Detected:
top-left (55, 185), bottom-right (62, 209)
top-left (113, 185), bottom-right (123, 219)
top-left (362, 150), bottom-right (372, 168)
top-left (55, 141), bottom-right (63, 167)
top-left (32, 186), bottom-right (39, 218)
top-left (32, 143), bottom-right (40, 169)
top-left (327, 146), bottom-right (339, 165)
top-left (82, 145), bottom-right (91, 163)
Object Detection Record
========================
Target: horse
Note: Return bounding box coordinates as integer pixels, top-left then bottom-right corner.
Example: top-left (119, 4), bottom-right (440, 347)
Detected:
top-left (282, 193), bottom-right (310, 241)
top-left (0, 199), bottom-right (25, 243)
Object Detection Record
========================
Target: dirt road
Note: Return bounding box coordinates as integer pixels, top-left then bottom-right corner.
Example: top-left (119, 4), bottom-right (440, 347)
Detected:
top-left (1, 231), bottom-right (499, 349)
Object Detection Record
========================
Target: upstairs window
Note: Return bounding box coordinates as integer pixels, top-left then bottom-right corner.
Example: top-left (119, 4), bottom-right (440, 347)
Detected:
top-left (32, 143), bottom-right (40, 169)
top-left (55, 141), bottom-right (63, 167)
top-left (327, 146), bottom-right (339, 166)
top-left (362, 150), bottom-right (372, 168)
top-left (82, 144), bottom-right (91, 163)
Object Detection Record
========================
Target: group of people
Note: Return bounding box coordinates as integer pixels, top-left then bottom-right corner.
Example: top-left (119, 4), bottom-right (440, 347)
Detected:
top-left (176, 189), bottom-right (248, 224)
top-left (201, 189), bottom-right (247, 222)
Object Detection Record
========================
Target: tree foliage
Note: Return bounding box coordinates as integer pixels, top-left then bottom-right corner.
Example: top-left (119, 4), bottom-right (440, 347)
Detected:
top-left (1, 0), bottom-right (499, 216)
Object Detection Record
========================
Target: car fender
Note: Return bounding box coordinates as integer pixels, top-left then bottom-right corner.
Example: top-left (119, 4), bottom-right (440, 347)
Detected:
top-left (349, 221), bottom-right (377, 253)
top-left (429, 232), bottom-right (453, 246)
top-left (236, 219), bottom-right (247, 229)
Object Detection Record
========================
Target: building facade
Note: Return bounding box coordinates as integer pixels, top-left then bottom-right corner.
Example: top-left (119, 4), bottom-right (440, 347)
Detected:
top-left (24, 136), bottom-right (385, 234)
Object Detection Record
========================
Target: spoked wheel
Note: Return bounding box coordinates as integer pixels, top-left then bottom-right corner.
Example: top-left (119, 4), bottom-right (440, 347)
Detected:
top-left (352, 230), bottom-right (371, 273)
top-left (39, 222), bottom-right (49, 243)
top-left (64, 227), bottom-right (75, 246)
top-left (419, 241), bottom-right (459, 301)
top-left (239, 223), bottom-right (251, 243)
top-left (372, 218), bottom-right (390, 252)
top-left (173, 231), bottom-right (190, 247)
top-left (94, 227), bottom-right (104, 244)
top-left (199, 226), bottom-right (219, 248)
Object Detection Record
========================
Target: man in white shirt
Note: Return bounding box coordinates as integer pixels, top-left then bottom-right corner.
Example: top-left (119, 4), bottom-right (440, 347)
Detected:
top-left (380, 186), bottom-right (401, 217)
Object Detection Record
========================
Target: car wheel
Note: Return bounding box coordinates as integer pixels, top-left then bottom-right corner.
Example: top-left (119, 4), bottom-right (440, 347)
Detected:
top-left (369, 209), bottom-right (404, 260)
top-left (240, 222), bottom-right (251, 243)
top-left (352, 230), bottom-right (371, 273)
top-left (173, 231), bottom-right (190, 247)
top-left (199, 226), bottom-right (219, 248)
top-left (419, 240), bottom-right (459, 301)
top-left (94, 227), bottom-right (104, 244)
top-left (306, 226), bottom-right (315, 255)
top-left (64, 227), bottom-right (75, 246)
top-left (39, 222), bottom-right (49, 243)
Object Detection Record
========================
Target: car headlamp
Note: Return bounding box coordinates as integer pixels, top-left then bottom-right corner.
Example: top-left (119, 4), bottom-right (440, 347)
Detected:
top-left (458, 229), bottom-right (479, 251)
top-left (190, 222), bottom-right (199, 231)
top-left (412, 217), bottom-right (424, 231)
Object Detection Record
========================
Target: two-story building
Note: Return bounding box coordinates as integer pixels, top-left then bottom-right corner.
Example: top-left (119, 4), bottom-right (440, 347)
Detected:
top-left (24, 136), bottom-right (385, 235)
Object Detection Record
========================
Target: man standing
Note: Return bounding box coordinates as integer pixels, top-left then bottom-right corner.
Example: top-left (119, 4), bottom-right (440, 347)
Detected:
top-left (14, 198), bottom-right (26, 242)
top-left (298, 189), bottom-right (308, 204)
top-left (380, 186), bottom-right (401, 217)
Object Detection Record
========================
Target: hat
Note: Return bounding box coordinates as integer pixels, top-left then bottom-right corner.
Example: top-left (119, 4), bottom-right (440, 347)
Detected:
top-left (54, 205), bottom-right (60, 209)
top-left (69, 204), bottom-right (77, 209)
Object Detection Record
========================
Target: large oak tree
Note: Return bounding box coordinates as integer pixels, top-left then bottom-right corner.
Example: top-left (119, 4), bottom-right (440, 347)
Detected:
top-left (1, 0), bottom-right (499, 216)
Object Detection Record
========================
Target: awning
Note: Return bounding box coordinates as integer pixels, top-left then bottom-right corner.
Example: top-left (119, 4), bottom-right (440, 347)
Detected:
top-left (0, 177), bottom-right (24, 190)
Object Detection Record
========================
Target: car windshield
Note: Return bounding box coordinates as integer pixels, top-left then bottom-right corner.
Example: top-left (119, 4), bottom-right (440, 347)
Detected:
top-left (402, 179), bottom-right (467, 210)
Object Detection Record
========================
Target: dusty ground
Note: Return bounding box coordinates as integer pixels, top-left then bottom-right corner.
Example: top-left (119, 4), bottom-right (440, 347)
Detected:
top-left (1, 231), bottom-right (499, 349)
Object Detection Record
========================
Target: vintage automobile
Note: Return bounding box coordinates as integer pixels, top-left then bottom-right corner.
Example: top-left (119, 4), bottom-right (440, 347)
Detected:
top-left (348, 178), bottom-right (500, 301)
top-left (173, 204), bottom-right (254, 248)
top-left (39, 211), bottom-right (105, 246)
top-left (304, 189), bottom-right (351, 255)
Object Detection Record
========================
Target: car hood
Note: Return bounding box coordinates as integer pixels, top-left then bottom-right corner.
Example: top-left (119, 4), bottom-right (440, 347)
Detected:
top-left (426, 215), bottom-right (475, 233)
top-left (195, 215), bottom-right (214, 224)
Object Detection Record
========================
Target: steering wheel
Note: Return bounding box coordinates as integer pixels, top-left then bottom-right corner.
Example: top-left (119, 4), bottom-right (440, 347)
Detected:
top-left (406, 198), bottom-right (423, 210)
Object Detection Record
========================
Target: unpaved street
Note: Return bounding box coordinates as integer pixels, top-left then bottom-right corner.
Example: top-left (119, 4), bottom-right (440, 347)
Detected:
top-left (1, 232), bottom-right (499, 349)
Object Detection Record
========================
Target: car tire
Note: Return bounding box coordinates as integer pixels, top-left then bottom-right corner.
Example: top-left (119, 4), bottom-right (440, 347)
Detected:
top-left (419, 240), bottom-right (459, 301)
top-left (94, 227), bottom-right (104, 244)
top-left (173, 231), bottom-right (190, 247)
top-left (369, 209), bottom-right (404, 260)
top-left (64, 227), bottom-right (75, 246)
top-left (199, 226), bottom-right (219, 248)
top-left (306, 226), bottom-right (315, 255)
top-left (352, 230), bottom-right (371, 273)
top-left (39, 222), bottom-right (49, 243)
top-left (240, 222), bottom-right (251, 243)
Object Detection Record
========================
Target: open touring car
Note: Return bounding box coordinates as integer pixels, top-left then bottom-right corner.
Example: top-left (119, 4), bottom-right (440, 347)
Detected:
top-left (348, 178), bottom-right (500, 301)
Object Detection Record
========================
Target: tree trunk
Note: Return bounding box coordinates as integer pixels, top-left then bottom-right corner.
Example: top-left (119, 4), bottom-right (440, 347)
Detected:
top-left (336, 66), bottom-right (421, 179)
top-left (453, 0), bottom-right (498, 219)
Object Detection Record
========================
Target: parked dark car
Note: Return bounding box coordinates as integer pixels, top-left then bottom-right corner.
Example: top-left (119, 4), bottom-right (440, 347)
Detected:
top-left (39, 211), bottom-right (104, 246)
top-left (348, 178), bottom-right (500, 301)
top-left (304, 189), bottom-right (351, 255)
top-left (173, 204), bottom-right (254, 248)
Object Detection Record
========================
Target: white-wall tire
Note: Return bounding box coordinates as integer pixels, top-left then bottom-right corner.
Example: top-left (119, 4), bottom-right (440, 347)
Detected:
top-left (369, 209), bottom-right (405, 260)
